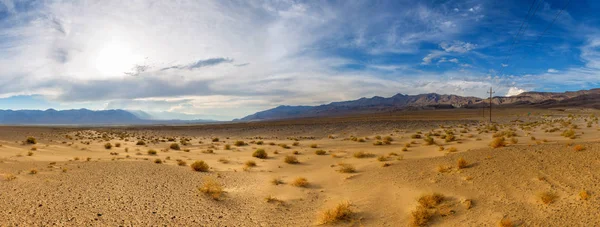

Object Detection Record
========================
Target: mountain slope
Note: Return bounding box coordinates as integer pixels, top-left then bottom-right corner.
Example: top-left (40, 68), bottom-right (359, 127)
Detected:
top-left (239, 88), bottom-right (600, 121)
top-left (0, 109), bottom-right (144, 125)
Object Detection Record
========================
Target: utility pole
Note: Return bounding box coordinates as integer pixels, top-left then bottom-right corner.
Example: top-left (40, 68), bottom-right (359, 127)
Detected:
top-left (487, 87), bottom-right (495, 122)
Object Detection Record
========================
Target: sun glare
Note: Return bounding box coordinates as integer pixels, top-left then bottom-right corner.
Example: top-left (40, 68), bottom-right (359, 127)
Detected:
top-left (95, 41), bottom-right (139, 77)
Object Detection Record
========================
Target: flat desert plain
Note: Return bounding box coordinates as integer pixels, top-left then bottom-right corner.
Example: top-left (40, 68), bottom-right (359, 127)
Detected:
top-left (1, 108), bottom-right (600, 226)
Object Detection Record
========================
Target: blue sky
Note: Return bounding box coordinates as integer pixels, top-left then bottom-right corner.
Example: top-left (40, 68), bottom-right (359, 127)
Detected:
top-left (0, 0), bottom-right (599, 120)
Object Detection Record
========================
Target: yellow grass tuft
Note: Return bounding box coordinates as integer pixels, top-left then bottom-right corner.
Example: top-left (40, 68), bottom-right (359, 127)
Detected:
top-left (410, 205), bottom-right (432, 226)
top-left (291, 177), bottom-right (309, 187)
top-left (457, 157), bottom-right (468, 169)
top-left (579, 190), bottom-right (590, 200)
top-left (318, 201), bottom-right (354, 224)
top-left (490, 137), bottom-right (506, 148)
top-left (417, 193), bottom-right (445, 208)
top-left (573, 145), bottom-right (585, 151)
top-left (253, 149), bottom-right (268, 159)
top-left (284, 155), bottom-right (299, 164)
top-left (538, 191), bottom-right (558, 204)
top-left (190, 160), bottom-right (209, 172)
top-left (199, 177), bottom-right (223, 200)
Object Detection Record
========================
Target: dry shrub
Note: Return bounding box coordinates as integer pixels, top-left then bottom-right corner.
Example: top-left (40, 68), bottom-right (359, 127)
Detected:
top-left (377, 155), bottom-right (387, 162)
top-left (29, 169), bottom-right (38, 174)
top-left (318, 201), bottom-right (354, 224)
top-left (337, 163), bottom-right (356, 173)
top-left (418, 193), bottom-right (445, 208)
top-left (490, 137), bottom-right (506, 148)
top-left (253, 149), bottom-right (268, 159)
top-left (457, 157), bottom-right (468, 169)
top-left (169, 143), bottom-right (180, 150)
top-left (292, 177), bottom-right (309, 187)
top-left (147, 149), bottom-right (157, 155)
top-left (177, 159), bottom-right (187, 166)
top-left (353, 151), bottom-right (373, 158)
top-left (4, 174), bottom-right (16, 181)
top-left (271, 177), bottom-right (283, 185)
top-left (218, 158), bottom-right (229, 164)
top-left (191, 160), bottom-right (209, 172)
top-left (561, 129), bottom-right (576, 139)
top-left (245, 160), bottom-right (257, 168)
top-left (437, 165), bottom-right (450, 173)
top-left (284, 155), bottom-right (299, 164)
top-left (265, 195), bottom-right (284, 204)
top-left (154, 158), bottom-right (162, 164)
top-left (447, 147), bottom-right (457, 152)
top-left (499, 218), bottom-right (514, 227)
top-left (410, 205), bottom-right (432, 226)
top-left (234, 141), bottom-right (245, 146)
top-left (538, 191), bottom-right (558, 204)
top-left (574, 145), bottom-right (585, 151)
top-left (199, 177), bottom-right (223, 200)
top-left (510, 137), bottom-right (518, 144)
top-left (579, 190), bottom-right (590, 200)
top-left (315, 150), bottom-right (327, 155)
top-left (423, 136), bottom-right (435, 145)
top-left (310, 144), bottom-right (318, 148)
top-left (104, 143), bottom-right (112, 149)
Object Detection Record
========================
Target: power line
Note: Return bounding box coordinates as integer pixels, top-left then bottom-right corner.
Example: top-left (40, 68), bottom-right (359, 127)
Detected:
top-left (497, 0), bottom-right (544, 76)
top-left (520, 0), bottom-right (572, 53)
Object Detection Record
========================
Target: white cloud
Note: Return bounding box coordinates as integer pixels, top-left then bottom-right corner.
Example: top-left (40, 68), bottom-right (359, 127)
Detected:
top-left (506, 87), bottom-right (527, 96)
top-left (547, 68), bottom-right (559, 73)
top-left (440, 41), bottom-right (477, 53)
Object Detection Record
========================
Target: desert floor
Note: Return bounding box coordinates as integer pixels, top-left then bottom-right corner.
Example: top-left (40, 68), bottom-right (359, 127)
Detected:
top-left (1, 108), bottom-right (600, 226)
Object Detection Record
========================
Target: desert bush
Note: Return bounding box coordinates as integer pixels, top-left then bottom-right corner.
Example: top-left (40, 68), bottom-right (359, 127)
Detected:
top-left (292, 177), bottom-right (309, 187)
top-left (447, 147), bottom-right (457, 152)
top-left (538, 191), bottom-right (558, 204)
top-left (411, 134), bottom-right (422, 139)
top-left (318, 201), bottom-right (354, 224)
top-left (199, 177), bottom-right (223, 200)
top-left (292, 141), bottom-right (300, 146)
top-left (292, 150), bottom-right (300, 154)
top-left (310, 144), bottom-right (318, 148)
top-left (234, 141), bottom-right (245, 146)
top-left (27, 151), bottom-right (33, 156)
top-left (4, 174), bottom-right (16, 181)
top-left (218, 158), bottom-right (229, 164)
top-left (284, 155), bottom-right (299, 164)
top-left (353, 151), bottom-right (373, 158)
top-left (315, 150), bottom-right (327, 155)
top-left (169, 143), bottom-right (180, 150)
top-left (265, 195), bottom-right (284, 204)
top-left (377, 155), bottom-right (387, 162)
top-left (383, 136), bottom-right (393, 142)
top-left (423, 136), bottom-right (435, 145)
top-left (510, 137), bottom-right (518, 144)
top-left (224, 144), bottom-right (231, 150)
top-left (457, 157), bottom-right (468, 169)
top-left (253, 149), bottom-right (268, 159)
top-left (271, 177), bottom-right (283, 185)
top-left (115, 143), bottom-right (121, 147)
top-left (410, 205), bottom-right (432, 226)
top-left (245, 160), bottom-right (257, 168)
top-left (104, 143), bottom-right (112, 149)
top-left (191, 160), bottom-right (209, 172)
top-left (177, 159), bottom-right (187, 166)
top-left (337, 163), bottom-right (356, 173)
top-left (490, 137), bottom-right (506, 148)
top-left (25, 136), bottom-right (36, 144)
top-left (418, 193), bottom-right (445, 208)
top-left (136, 141), bottom-right (146, 145)
top-left (29, 169), bottom-right (38, 174)
top-left (561, 129), bottom-right (576, 139)
top-left (499, 218), bottom-right (514, 227)
top-left (579, 190), bottom-right (590, 200)
top-left (147, 149), bottom-right (157, 155)
top-left (278, 144), bottom-right (291, 149)
top-left (154, 159), bottom-right (162, 164)
top-left (212, 138), bottom-right (219, 142)
top-left (373, 141), bottom-right (383, 146)
top-left (256, 141), bottom-right (264, 145)
top-left (445, 134), bottom-right (456, 142)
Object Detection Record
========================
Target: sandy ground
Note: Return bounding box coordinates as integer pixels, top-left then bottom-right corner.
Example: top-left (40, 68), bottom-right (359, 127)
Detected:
top-left (1, 108), bottom-right (600, 226)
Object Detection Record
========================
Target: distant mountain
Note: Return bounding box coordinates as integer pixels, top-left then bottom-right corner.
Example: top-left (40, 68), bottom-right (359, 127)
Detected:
top-left (0, 109), bottom-right (218, 125)
top-left (238, 89), bottom-right (600, 121)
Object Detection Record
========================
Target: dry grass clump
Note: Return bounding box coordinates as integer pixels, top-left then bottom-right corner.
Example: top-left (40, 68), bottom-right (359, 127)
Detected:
top-left (190, 160), bottom-right (209, 172)
top-left (253, 149), bottom-right (268, 159)
top-left (284, 155), bottom-right (299, 164)
top-left (265, 195), bottom-right (284, 204)
top-left (234, 141), bottom-right (246, 146)
top-left (177, 159), bottom-right (187, 166)
top-left (377, 155), bottom-right (387, 162)
top-left (271, 177), bottom-right (283, 185)
top-left (410, 205), bottom-right (432, 226)
top-left (136, 140), bottom-right (146, 145)
top-left (315, 149), bottom-right (327, 155)
top-left (147, 149), bottom-right (157, 155)
top-left (579, 190), bottom-right (590, 200)
top-left (310, 144), bottom-right (318, 148)
top-left (353, 151), bottom-right (373, 158)
top-left (218, 158), bottom-right (229, 164)
top-left (199, 177), bottom-right (223, 200)
top-left (418, 193), bottom-right (445, 208)
top-left (244, 160), bottom-right (257, 170)
top-left (104, 143), bottom-right (112, 149)
top-left (510, 137), bottom-right (518, 144)
top-left (115, 143), bottom-right (121, 147)
top-left (27, 151), bottom-right (34, 156)
top-left (457, 157), bottom-right (468, 169)
top-left (561, 129), bottom-right (576, 139)
top-left (169, 143), bottom-right (180, 150)
top-left (25, 136), bottom-right (37, 144)
top-left (423, 136), bottom-right (435, 145)
top-left (573, 145), bottom-right (585, 151)
top-left (29, 169), bottom-right (38, 174)
top-left (447, 147), bottom-right (457, 152)
top-left (538, 191), bottom-right (558, 204)
top-left (4, 174), bottom-right (16, 181)
top-left (317, 201), bottom-right (354, 224)
top-left (437, 165), bottom-right (451, 173)
top-left (337, 163), bottom-right (356, 173)
top-left (154, 158), bottom-right (163, 164)
top-left (490, 137), bottom-right (506, 148)
top-left (498, 218), bottom-right (514, 227)
top-left (292, 177), bottom-right (309, 187)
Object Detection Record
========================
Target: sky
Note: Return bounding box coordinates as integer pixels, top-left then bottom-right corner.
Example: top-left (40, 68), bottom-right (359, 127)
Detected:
top-left (0, 0), bottom-right (599, 120)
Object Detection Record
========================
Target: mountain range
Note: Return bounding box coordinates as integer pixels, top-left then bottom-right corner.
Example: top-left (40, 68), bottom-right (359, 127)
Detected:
top-left (0, 109), bottom-right (216, 125)
top-left (237, 88), bottom-right (600, 121)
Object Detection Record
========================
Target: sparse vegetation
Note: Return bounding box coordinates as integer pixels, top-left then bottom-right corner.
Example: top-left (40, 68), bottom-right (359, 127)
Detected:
top-left (147, 149), bottom-right (157, 155)
top-left (337, 163), bottom-right (356, 173)
top-left (315, 149), bottom-right (327, 155)
top-left (574, 145), bottom-right (585, 151)
top-left (271, 177), bottom-right (283, 185)
top-left (169, 143), bottom-right (180, 150)
top-left (25, 136), bottom-right (36, 144)
top-left (191, 160), bottom-right (209, 172)
top-left (199, 177), bottom-right (223, 200)
top-left (353, 151), bottom-right (373, 158)
top-left (538, 191), bottom-right (558, 204)
top-left (284, 155), bottom-right (299, 164)
top-left (310, 144), bottom-right (318, 148)
top-left (579, 190), bottom-right (590, 200)
top-left (457, 157), bottom-right (468, 169)
top-left (318, 201), bottom-right (354, 224)
top-left (234, 141), bottom-right (245, 146)
top-left (418, 193), bottom-right (445, 208)
top-left (291, 177), bottom-right (309, 187)
top-left (154, 158), bottom-right (162, 164)
top-left (411, 205), bottom-right (432, 226)
top-left (104, 143), bottom-right (112, 149)
top-left (490, 137), bottom-right (506, 148)
top-left (253, 149), bottom-right (268, 159)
